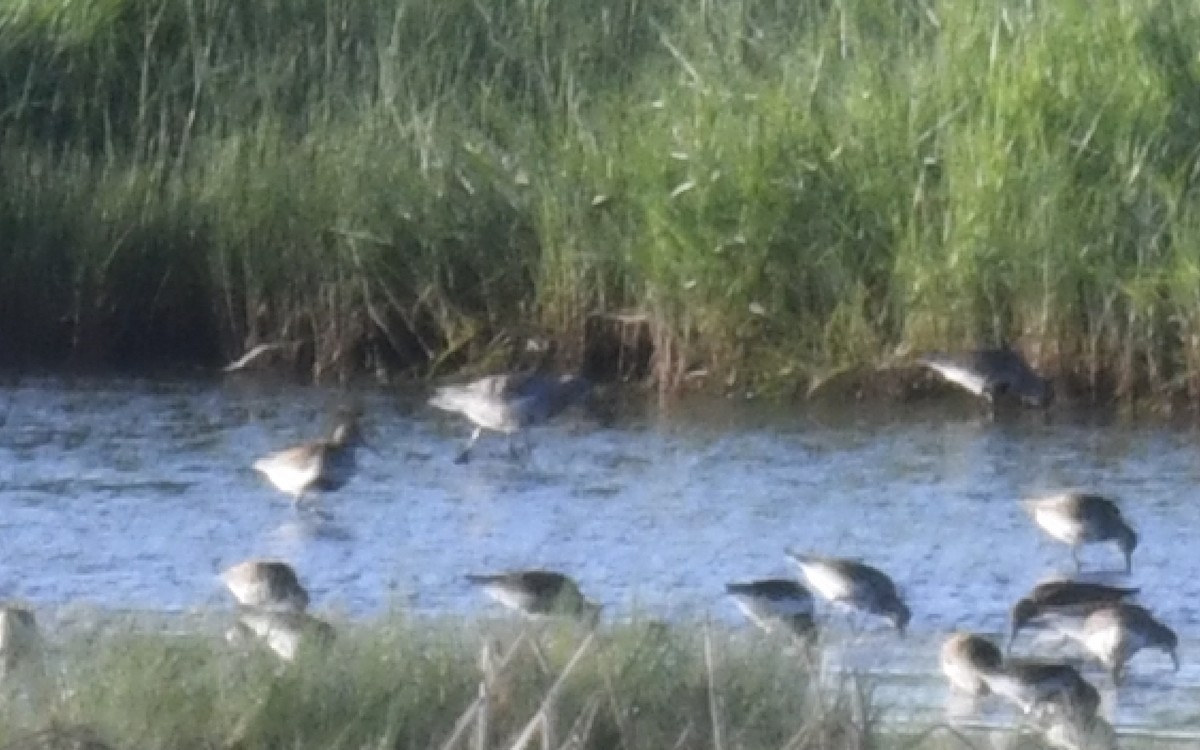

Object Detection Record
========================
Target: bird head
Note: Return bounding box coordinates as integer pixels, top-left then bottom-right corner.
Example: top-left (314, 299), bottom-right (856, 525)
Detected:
top-left (1158, 624), bottom-right (1180, 671)
top-left (888, 599), bottom-right (912, 637)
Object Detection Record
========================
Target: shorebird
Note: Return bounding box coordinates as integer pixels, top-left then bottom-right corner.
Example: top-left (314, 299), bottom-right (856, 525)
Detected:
top-left (1022, 492), bottom-right (1138, 573)
top-left (785, 552), bottom-right (910, 636)
top-left (429, 372), bottom-right (592, 463)
top-left (220, 560), bottom-right (310, 612)
top-left (226, 609), bottom-right (335, 662)
top-left (940, 632), bottom-right (1003, 696)
top-left (253, 410), bottom-right (370, 503)
top-left (1053, 603), bottom-right (1178, 684)
top-left (465, 570), bottom-right (601, 623)
top-left (725, 579), bottom-right (817, 641)
top-left (918, 346), bottom-right (1053, 414)
top-left (1009, 580), bottom-right (1139, 649)
top-left (0, 605), bottom-right (40, 677)
top-left (983, 659), bottom-right (1100, 720)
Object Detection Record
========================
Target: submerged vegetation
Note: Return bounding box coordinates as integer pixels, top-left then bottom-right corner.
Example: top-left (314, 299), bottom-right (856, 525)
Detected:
top-left (4, 0), bottom-right (1200, 400)
top-left (0, 616), bottom-right (1073, 750)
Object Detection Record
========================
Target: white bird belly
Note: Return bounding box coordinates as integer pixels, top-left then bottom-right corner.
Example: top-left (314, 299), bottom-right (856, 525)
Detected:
top-left (483, 585), bottom-right (536, 614)
top-left (798, 562), bottom-right (854, 602)
top-left (927, 363), bottom-right (989, 396)
top-left (255, 457), bottom-right (320, 496)
top-left (941, 658), bottom-right (986, 695)
top-left (1034, 508), bottom-right (1083, 544)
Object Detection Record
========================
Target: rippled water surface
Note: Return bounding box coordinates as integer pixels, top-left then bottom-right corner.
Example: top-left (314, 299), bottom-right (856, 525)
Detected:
top-left (2, 373), bottom-right (1200, 739)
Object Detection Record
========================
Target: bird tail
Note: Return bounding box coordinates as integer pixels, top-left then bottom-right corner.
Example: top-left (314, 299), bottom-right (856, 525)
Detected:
top-left (784, 548), bottom-right (817, 564)
top-left (1018, 497), bottom-right (1046, 515)
top-left (915, 352), bottom-right (950, 368)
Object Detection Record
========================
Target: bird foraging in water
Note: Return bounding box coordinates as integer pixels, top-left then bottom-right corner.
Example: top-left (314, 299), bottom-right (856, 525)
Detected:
top-left (940, 632), bottom-right (1004, 696)
top-left (725, 579), bottom-right (817, 642)
top-left (220, 559), bottom-right (310, 612)
top-left (429, 372), bottom-right (593, 464)
top-left (1053, 603), bottom-right (1178, 685)
top-left (983, 659), bottom-right (1101, 721)
top-left (917, 346), bottom-right (1053, 415)
top-left (1009, 579), bottom-right (1139, 650)
top-left (253, 409), bottom-right (370, 503)
top-left (785, 552), bottom-right (910, 636)
top-left (1022, 492), bottom-right (1138, 573)
top-left (464, 569), bottom-right (601, 623)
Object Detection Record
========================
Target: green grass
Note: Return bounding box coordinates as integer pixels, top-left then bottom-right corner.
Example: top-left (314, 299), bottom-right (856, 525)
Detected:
top-left (4, 0), bottom-right (1200, 401)
top-left (0, 616), bottom-right (886, 750)
top-left (0, 615), bottom-right (1137, 750)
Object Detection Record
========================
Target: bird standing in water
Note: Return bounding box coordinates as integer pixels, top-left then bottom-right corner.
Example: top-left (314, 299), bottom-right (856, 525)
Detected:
top-left (1022, 492), bottom-right (1138, 573)
top-left (725, 578), bottom-right (817, 643)
top-left (940, 632), bottom-right (1003, 696)
top-left (786, 552), bottom-right (910, 636)
top-left (1054, 603), bottom-right (1179, 685)
top-left (429, 372), bottom-right (592, 463)
top-left (983, 659), bottom-right (1101, 720)
top-left (1008, 579), bottom-right (1139, 650)
top-left (253, 410), bottom-right (370, 504)
top-left (918, 346), bottom-right (1053, 416)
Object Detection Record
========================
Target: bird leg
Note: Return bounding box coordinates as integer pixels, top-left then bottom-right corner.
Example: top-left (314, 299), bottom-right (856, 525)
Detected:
top-left (1110, 661), bottom-right (1124, 687)
top-left (982, 389), bottom-right (998, 421)
top-left (455, 427), bottom-right (483, 464)
top-left (1071, 546), bottom-right (1082, 572)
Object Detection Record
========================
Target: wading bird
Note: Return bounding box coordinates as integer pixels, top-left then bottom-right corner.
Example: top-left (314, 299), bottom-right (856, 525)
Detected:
top-left (1052, 603), bottom-right (1178, 685)
top-left (918, 346), bottom-right (1053, 416)
top-left (1022, 493), bottom-right (1138, 573)
top-left (940, 632), bottom-right (1004, 696)
top-left (786, 552), bottom-right (910, 636)
top-left (1009, 579), bottom-right (1139, 650)
top-left (253, 410), bottom-right (370, 504)
top-left (219, 559), bottom-right (310, 612)
top-left (725, 579), bottom-right (817, 642)
top-left (983, 660), bottom-right (1100, 721)
top-left (465, 569), bottom-right (601, 623)
top-left (429, 372), bottom-right (592, 464)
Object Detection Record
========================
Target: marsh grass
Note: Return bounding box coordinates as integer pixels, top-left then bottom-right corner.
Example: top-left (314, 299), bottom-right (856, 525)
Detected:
top-left (0, 616), bottom-right (898, 750)
top-left (5, 0), bottom-right (1200, 401)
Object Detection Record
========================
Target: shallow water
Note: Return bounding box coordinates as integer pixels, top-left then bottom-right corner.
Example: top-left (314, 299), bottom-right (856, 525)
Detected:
top-left (2, 373), bottom-right (1200, 739)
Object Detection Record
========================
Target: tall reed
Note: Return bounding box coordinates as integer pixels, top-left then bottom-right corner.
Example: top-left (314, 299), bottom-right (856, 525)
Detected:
top-left (3, 0), bottom-right (1200, 399)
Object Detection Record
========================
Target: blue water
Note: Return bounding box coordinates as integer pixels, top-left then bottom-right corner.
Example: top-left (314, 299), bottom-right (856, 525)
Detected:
top-left (1, 373), bottom-right (1198, 738)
